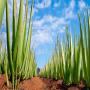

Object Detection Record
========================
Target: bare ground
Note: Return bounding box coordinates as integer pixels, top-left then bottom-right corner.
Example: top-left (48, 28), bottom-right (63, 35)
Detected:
top-left (0, 74), bottom-right (89, 90)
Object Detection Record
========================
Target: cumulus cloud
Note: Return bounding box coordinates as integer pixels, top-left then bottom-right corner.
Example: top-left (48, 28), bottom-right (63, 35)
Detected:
top-left (70, 0), bottom-right (75, 9)
top-left (0, 0), bottom-right (79, 50)
top-left (33, 15), bottom-right (68, 31)
top-left (51, 17), bottom-right (67, 29)
top-left (36, 0), bottom-right (51, 9)
top-left (54, 1), bottom-right (60, 8)
top-left (31, 29), bottom-right (53, 48)
top-left (32, 0), bottom-right (77, 48)
top-left (65, 0), bottom-right (76, 19)
top-left (78, 0), bottom-right (86, 10)
top-left (59, 26), bottom-right (66, 33)
top-left (32, 14), bottom-right (70, 48)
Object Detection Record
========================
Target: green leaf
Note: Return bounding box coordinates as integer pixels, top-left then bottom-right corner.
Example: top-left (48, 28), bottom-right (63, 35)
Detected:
top-left (6, 0), bottom-right (14, 87)
top-left (0, 0), bottom-right (6, 28)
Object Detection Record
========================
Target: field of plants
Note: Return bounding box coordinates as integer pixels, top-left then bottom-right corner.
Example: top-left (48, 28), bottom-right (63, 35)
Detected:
top-left (0, 0), bottom-right (90, 90)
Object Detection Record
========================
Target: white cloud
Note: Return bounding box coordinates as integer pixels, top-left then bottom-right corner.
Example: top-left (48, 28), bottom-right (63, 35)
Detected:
top-left (33, 19), bottom-right (44, 27)
top-left (65, 10), bottom-right (75, 19)
top-left (70, 0), bottom-right (75, 9)
top-left (31, 30), bottom-right (53, 48)
top-left (52, 18), bottom-right (66, 29)
top-left (36, 0), bottom-right (51, 9)
top-left (32, 14), bottom-right (69, 48)
top-left (65, 0), bottom-right (76, 19)
top-left (78, 0), bottom-right (86, 10)
top-left (59, 26), bottom-right (66, 33)
top-left (33, 15), bottom-right (68, 31)
top-left (1, 0), bottom-right (76, 50)
top-left (54, 1), bottom-right (60, 8)
top-left (43, 15), bottom-right (56, 23)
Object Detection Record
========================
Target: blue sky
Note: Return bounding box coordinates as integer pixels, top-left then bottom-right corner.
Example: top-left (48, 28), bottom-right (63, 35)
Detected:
top-left (32, 0), bottom-right (90, 68)
top-left (1, 0), bottom-right (90, 68)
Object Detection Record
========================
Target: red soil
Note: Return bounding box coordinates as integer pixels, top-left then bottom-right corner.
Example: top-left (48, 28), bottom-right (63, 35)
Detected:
top-left (19, 77), bottom-right (46, 90)
top-left (0, 75), bottom-right (89, 90)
